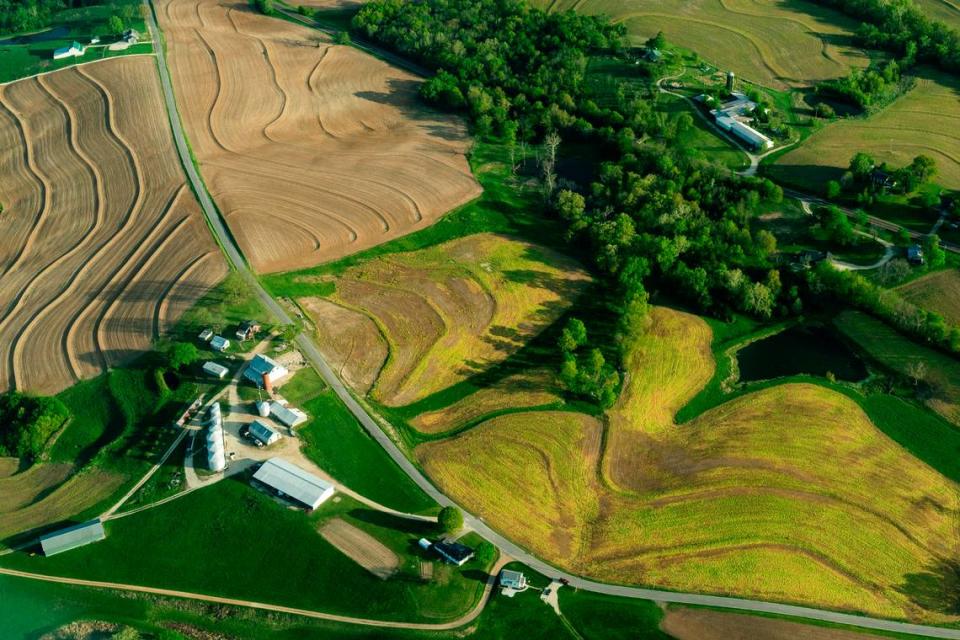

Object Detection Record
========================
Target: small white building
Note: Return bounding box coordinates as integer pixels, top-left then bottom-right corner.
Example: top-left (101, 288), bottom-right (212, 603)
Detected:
top-left (199, 328), bottom-right (214, 341)
top-left (248, 419), bottom-right (281, 446)
top-left (202, 361), bottom-right (229, 379)
top-left (270, 401), bottom-right (307, 428)
top-left (210, 336), bottom-right (230, 352)
top-left (499, 569), bottom-right (527, 590)
top-left (252, 458), bottom-right (334, 509)
top-left (53, 41), bottom-right (85, 60)
top-left (243, 354), bottom-right (288, 388)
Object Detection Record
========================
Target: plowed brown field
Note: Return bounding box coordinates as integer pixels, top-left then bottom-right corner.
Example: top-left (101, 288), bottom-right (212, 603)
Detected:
top-left (156, 0), bottom-right (481, 273)
top-left (0, 57), bottom-right (226, 394)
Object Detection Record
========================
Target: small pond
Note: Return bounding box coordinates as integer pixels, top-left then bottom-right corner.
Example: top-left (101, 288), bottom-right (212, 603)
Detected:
top-left (737, 325), bottom-right (867, 383)
top-left (0, 26), bottom-right (68, 45)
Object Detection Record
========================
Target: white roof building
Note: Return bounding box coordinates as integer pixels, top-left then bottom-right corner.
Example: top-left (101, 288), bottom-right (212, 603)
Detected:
top-left (715, 115), bottom-right (773, 150)
top-left (199, 328), bottom-right (214, 341)
top-left (243, 354), bottom-right (288, 387)
top-left (270, 401), bottom-right (307, 428)
top-left (252, 458), bottom-right (334, 509)
top-left (248, 419), bottom-right (281, 446)
top-left (202, 361), bottom-right (229, 379)
top-left (40, 520), bottom-right (105, 556)
top-left (499, 569), bottom-right (527, 590)
top-left (53, 42), bottom-right (85, 60)
top-left (210, 336), bottom-right (230, 352)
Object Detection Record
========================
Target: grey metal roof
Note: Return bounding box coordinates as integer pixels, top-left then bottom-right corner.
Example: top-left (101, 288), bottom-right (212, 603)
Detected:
top-left (40, 520), bottom-right (106, 556)
top-left (270, 401), bottom-right (307, 427)
top-left (252, 458), bottom-right (333, 509)
top-left (249, 420), bottom-right (280, 444)
top-left (246, 354), bottom-right (282, 377)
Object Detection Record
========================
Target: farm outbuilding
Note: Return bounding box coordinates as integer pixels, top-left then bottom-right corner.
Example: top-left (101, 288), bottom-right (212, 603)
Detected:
top-left (499, 569), bottom-right (527, 589)
top-left (243, 354), bottom-right (288, 388)
top-left (715, 115), bottom-right (773, 150)
top-left (199, 328), bottom-right (214, 341)
top-left (53, 42), bottom-right (85, 59)
top-left (40, 520), bottom-right (105, 556)
top-left (270, 401), bottom-right (307, 428)
top-left (202, 361), bottom-right (228, 379)
top-left (432, 540), bottom-right (475, 566)
top-left (210, 336), bottom-right (230, 352)
top-left (236, 320), bottom-right (261, 341)
top-left (252, 458), bottom-right (334, 509)
top-left (248, 419), bottom-right (281, 446)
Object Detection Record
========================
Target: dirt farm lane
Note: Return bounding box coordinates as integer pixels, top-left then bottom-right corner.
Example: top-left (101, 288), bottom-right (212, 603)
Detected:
top-left (19, 3), bottom-right (941, 637)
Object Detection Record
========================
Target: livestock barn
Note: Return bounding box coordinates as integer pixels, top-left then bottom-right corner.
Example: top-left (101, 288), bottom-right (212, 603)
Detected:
top-left (252, 458), bottom-right (334, 509)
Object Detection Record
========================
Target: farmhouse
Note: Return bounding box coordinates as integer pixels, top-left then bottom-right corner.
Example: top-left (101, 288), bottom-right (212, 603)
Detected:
top-left (40, 520), bottom-right (105, 556)
top-left (210, 336), bottom-right (230, 352)
top-left (248, 419), bottom-right (281, 446)
top-left (499, 569), bottom-right (527, 589)
top-left (270, 401), bottom-right (307, 428)
top-left (432, 540), bottom-right (475, 566)
top-left (236, 320), bottom-right (261, 341)
top-left (708, 91), bottom-right (774, 151)
top-left (202, 361), bottom-right (229, 379)
top-left (53, 42), bottom-right (86, 60)
top-left (122, 28), bottom-right (140, 44)
top-left (908, 244), bottom-right (925, 265)
top-left (243, 354), bottom-right (288, 389)
top-left (252, 458), bottom-right (334, 509)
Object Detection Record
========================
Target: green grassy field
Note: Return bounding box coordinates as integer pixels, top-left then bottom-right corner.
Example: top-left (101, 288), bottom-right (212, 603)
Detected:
top-left (299, 390), bottom-right (437, 514)
top-left (0, 480), bottom-right (480, 621)
top-left (538, 0), bottom-right (869, 90)
top-left (770, 70), bottom-right (960, 192)
top-left (0, 0), bottom-right (151, 83)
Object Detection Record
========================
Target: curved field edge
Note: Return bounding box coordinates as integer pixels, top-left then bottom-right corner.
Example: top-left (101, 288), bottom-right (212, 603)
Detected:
top-left (417, 306), bottom-right (960, 621)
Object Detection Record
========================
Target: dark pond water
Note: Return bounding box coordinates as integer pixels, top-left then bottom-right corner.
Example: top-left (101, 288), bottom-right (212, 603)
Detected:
top-left (0, 26), bottom-right (68, 45)
top-left (737, 325), bottom-right (867, 382)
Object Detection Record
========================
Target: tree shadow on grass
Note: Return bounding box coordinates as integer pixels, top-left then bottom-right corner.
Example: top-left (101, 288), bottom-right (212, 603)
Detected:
top-left (348, 507), bottom-right (437, 537)
top-left (898, 559), bottom-right (960, 615)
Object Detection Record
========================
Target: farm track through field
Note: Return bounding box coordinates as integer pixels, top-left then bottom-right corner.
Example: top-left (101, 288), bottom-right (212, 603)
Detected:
top-left (0, 57), bottom-right (225, 393)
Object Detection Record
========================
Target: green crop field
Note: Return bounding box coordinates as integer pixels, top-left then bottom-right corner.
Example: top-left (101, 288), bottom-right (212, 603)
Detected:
top-left (537, 0), bottom-right (868, 90)
top-left (770, 70), bottom-right (960, 191)
top-left (419, 306), bottom-right (960, 621)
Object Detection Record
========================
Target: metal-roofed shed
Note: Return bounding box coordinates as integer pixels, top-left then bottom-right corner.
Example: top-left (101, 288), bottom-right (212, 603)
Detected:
top-left (270, 401), bottom-right (307, 428)
top-left (252, 458), bottom-right (334, 509)
top-left (40, 520), bottom-right (106, 556)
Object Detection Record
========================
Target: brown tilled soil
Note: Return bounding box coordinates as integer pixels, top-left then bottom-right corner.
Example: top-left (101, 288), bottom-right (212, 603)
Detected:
top-left (319, 518), bottom-right (400, 579)
top-left (299, 296), bottom-right (387, 394)
top-left (0, 457), bottom-right (19, 478)
top-left (0, 57), bottom-right (227, 394)
top-left (156, 0), bottom-right (481, 273)
top-left (661, 607), bottom-right (884, 639)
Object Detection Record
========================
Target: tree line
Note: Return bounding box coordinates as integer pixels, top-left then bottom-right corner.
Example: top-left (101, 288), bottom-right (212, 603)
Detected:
top-left (0, 0), bottom-right (64, 34)
top-left (0, 391), bottom-right (70, 461)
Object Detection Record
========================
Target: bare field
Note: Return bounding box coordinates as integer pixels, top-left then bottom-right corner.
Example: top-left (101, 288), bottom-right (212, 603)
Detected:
top-left (419, 307), bottom-right (960, 620)
top-left (661, 607), bottom-right (887, 639)
top-left (0, 57), bottom-right (226, 394)
top-left (0, 457), bottom-right (18, 478)
top-left (771, 71), bottom-right (960, 190)
top-left (319, 518), bottom-right (400, 579)
top-left (916, 0), bottom-right (960, 29)
top-left (897, 269), bottom-right (960, 325)
top-left (301, 234), bottom-right (590, 407)
top-left (538, 0), bottom-right (868, 89)
top-left (156, 0), bottom-right (481, 273)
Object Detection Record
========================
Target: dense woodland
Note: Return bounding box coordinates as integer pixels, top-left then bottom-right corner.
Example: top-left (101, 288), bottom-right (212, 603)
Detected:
top-left (0, 0), bottom-right (63, 34)
top-left (0, 392), bottom-right (69, 460)
top-left (813, 0), bottom-right (960, 75)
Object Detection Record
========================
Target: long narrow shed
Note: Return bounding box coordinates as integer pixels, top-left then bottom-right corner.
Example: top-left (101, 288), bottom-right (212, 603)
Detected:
top-left (40, 520), bottom-right (106, 556)
top-left (252, 458), bottom-right (334, 509)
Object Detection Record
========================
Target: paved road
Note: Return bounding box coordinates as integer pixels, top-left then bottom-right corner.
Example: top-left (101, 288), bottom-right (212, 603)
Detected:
top-left (134, 5), bottom-right (960, 637)
top-left (0, 559), bottom-right (506, 631)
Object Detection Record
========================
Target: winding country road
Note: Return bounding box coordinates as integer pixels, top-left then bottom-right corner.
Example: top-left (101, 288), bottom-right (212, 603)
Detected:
top-left (10, 4), bottom-right (946, 638)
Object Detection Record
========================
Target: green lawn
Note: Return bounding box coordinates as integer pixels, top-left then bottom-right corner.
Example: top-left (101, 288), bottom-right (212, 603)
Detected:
top-left (0, 480), bottom-right (478, 621)
top-left (561, 589), bottom-right (670, 639)
top-left (0, 0), bottom-right (151, 83)
top-left (279, 367), bottom-right (326, 405)
top-left (299, 390), bottom-right (436, 514)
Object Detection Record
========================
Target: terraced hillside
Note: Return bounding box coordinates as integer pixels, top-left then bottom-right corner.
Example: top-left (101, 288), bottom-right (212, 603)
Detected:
top-left (300, 234), bottom-right (590, 407)
top-left (0, 56), bottom-right (226, 394)
top-left (419, 307), bottom-right (960, 620)
top-left (771, 70), bottom-right (960, 190)
top-left (538, 0), bottom-right (869, 89)
top-left (156, 0), bottom-right (481, 273)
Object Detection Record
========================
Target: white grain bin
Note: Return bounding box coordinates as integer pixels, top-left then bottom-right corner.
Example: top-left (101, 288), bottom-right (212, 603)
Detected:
top-left (418, 538), bottom-right (432, 550)
top-left (257, 401), bottom-right (271, 417)
top-left (207, 447), bottom-right (226, 472)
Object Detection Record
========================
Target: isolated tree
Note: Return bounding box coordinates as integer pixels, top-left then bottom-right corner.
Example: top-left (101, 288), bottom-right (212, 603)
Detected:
top-left (849, 152), bottom-right (875, 181)
top-left (924, 234), bottom-right (946, 269)
top-left (474, 541), bottom-right (497, 566)
top-left (646, 30), bottom-right (666, 50)
top-left (107, 14), bottom-right (123, 35)
top-left (166, 342), bottom-right (199, 371)
top-left (253, 0), bottom-right (274, 16)
top-left (825, 180), bottom-right (841, 199)
top-left (909, 155), bottom-right (937, 184)
top-left (438, 506), bottom-right (463, 534)
top-left (541, 131), bottom-right (562, 197)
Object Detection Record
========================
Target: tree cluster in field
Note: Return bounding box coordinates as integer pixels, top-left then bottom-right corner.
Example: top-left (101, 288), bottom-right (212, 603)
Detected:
top-left (812, 0), bottom-right (960, 76)
top-left (556, 318), bottom-right (621, 408)
top-left (827, 151), bottom-right (939, 204)
top-left (252, 0), bottom-right (273, 16)
top-left (0, 391), bottom-right (70, 461)
top-left (810, 255), bottom-right (958, 352)
top-left (815, 60), bottom-right (908, 111)
top-left (0, 0), bottom-right (63, 35)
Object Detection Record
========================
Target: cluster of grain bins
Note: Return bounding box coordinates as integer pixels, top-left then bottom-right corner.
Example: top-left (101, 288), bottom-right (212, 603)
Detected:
top-left (206, 403), bottom-right (225, 472)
